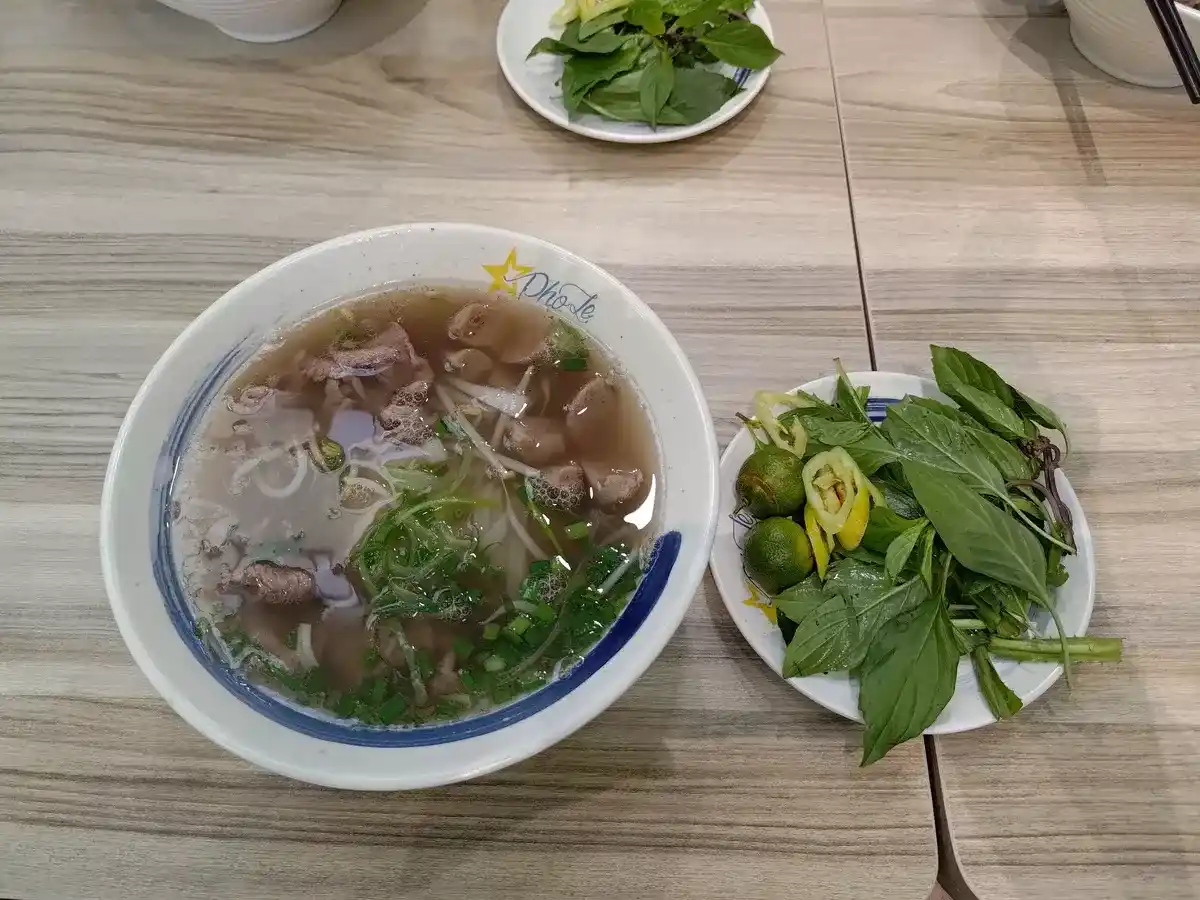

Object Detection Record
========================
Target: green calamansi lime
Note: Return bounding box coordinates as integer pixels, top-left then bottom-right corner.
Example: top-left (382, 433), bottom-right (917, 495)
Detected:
top-left (735, 446), bottom-right (807, 518)
top-left (743, 517), bottom-right (815, 594)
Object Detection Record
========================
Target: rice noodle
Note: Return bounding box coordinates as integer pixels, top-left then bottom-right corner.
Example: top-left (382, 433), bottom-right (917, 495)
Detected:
top-left (445, 376), bottom-right (528, 417)
top-left (253, 450), bottom-right (309, 499)
top-left (434, 384), bottom-right (520, 478)
top-left (598, 551), bottom-right (640, 597)
top-left (389, 622), bottom-right (428, 706)
top-left (296, 623), bottom-right (319, 670)
top-left (491, 453), bottom-right (542, 479)
top-left (229, 445), bottom-right (287, 494)
top-left (491, 365), bottom-right (537, 446)
top-left (504, 487), bottom-right (547, 559)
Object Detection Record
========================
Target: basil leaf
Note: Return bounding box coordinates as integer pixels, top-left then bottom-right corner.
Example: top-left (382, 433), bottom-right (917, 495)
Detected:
top-left (563, 44), bottom-right (643, 104)
top-left (557, 20), bottom-right (630, 54)
top-left (931, 345), bottom-right (1015, 407)
top-left (874, 480), bottom-right (923, 522)
top-left (954, 383), bottom-right (1036, 441)
top-left (528, 38), bottom-right (574, 59)
top-left (664, 0), bottom-right (706, 14)
top-left (824, 563), bottom-right (931, 667)
top-left (581, 70), bottom-right (650, 122)
top-left (903, 460), bottom-right (1050, 605)
top-left (804, 418), bottom-right (901, 475)
top-left (639, 49), bottom-right (674, 125)
top-left (720, 0), bottom-right (755, 10)
top-left (858, 593), bottom-right (959, 765)
top-left (885, 520), bottom-right (929, 583)
top-left (578, 8), bottom-right (629, 38)
top-left (917, 524), bottom-right (936, 593)
top-left (905, 395), bottom-right (978, 429)
top-left (930, 345), bottom-right (1037, 440)
top-left (971, 648), bottom-right (1023, 720)
top-left (662, 66), bottom-right (739, 124)
top-left (906, 396), bottom-right (1032, 481)
top-left (782, 595), bottom-right (858, 677)
top-left (834, 359), bottom-right (871, 424)
top-left (1015, 388), bottom-right (1070, 451)
top-left (625, 0), bottom-right (666, 34)
top-left (774, 575), bottom-right (827, 628)
top-left (861, 506), bottom-right (922, 554)
top-left (805, 418), bottom-right (871, 446)
top-left (841, 545), bottom-right (887, 567)
top-left (884, 398), bottom-right (1007, 497)
top-left (675, 0), bottom-right (727, 28)
top-left (699, 20), bottom-right (782, 69)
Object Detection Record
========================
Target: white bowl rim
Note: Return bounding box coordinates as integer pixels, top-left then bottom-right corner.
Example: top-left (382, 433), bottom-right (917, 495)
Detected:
top-left (495, 0), bottom-right (775, 145)
top-left (100, 222), bottom-right (720, 788)
top-left (708, 371), bottom-right (1096, 735)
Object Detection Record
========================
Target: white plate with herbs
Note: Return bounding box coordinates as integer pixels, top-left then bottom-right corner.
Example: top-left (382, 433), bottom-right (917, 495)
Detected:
top-left (709, 351), bottom-right (1121, 766)
top-left (497, 0), bottom-right (779, 144)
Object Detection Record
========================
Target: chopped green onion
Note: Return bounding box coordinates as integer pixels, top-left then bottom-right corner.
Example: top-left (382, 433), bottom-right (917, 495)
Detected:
top-left (564, 521), bottom-right (590, 540)
top-left (453, 637), bottom-right (475, 660)
top-left (369, 677), bottom-right (388, 707)
top-left (458, 669), bottom-right (477, 690)
top-left (533, 602), bottom-right (557, 623)
top-left (435, 417), bottom-right (450, 436)
top-left (507, 616), bottom-right (532, 636)
top-left (529, 559), bottom-right (553, 575)
top-left (484, 654), bottom-right (507, 673)
top-left (377, 693), bottom-right (407, 724)
top-left (332, 693), bottom-right (356, 718)
top-left (559, 356), bottom-right (588, 372)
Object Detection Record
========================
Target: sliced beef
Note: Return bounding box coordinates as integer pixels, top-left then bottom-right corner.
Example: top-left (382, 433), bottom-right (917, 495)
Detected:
top-left (528, 463), bottom-right (586, 511)
top-left (503, 416), bottom-right (567, 466)
top-left (564, 375), bottom-right (619, 448)
top-left (378, 402), bottom-right (432, 445)
top-left (443, 348), bottom-right (493, 383)
top-left (302, 323), bottom-right (430, 384)
top-left (447, 302), bottom-right (506, 349)
top-left (239, 561), bottom-right (317, 606)
top-left (583, 462), bottom-right (646, 512)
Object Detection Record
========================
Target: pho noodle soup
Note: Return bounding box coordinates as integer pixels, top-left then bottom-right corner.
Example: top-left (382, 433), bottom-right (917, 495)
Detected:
top-left (172, 288), bottom-right (659, 726)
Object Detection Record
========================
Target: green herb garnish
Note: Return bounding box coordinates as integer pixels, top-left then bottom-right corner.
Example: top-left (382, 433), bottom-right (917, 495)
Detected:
top-left (529, 0), bottom-right (782, 128)
top-left (747, 346), bottom-right (1123, 765)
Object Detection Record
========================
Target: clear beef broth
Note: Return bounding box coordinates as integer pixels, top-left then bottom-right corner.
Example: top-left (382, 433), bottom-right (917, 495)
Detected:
top-left (173, 287), bottom-right (659, 725)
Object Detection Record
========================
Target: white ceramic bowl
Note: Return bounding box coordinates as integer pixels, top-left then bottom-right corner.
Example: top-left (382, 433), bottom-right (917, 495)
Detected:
top-left (153, 0), bottom-right (341, 43)
top-left (1064, 0), bottom-right (1200, 88)
top-left (101, 224), bottom-right (719, 789)
top-left (497, 0), bottom-right (775, 144)
top-left (709, 372), bottom-right (1095, 735)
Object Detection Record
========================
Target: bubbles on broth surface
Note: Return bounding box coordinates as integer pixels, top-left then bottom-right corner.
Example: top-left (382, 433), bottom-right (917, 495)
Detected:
top-left (172, 287), bottom-right (660, 726)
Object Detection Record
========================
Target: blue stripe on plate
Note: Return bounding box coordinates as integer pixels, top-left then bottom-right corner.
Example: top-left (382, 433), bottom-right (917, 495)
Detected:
top-left (150, 352), bottom-right (680, 748)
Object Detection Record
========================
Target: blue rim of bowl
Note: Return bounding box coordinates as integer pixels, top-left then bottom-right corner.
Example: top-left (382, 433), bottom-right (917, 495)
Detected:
top-left (150, 340), bottom-right (681, 748)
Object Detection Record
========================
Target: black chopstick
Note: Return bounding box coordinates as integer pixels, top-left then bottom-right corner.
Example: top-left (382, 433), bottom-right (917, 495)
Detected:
top-left (1143, 0), bottom-right (1200, 102)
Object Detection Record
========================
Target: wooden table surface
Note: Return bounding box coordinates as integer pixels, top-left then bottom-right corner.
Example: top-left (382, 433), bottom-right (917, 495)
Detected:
top-left (0, 2), bottom-right (940, 899)
top-left (823, 0), bottom-right (1200, 897)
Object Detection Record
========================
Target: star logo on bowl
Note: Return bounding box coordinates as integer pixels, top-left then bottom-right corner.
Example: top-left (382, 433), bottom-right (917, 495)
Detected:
top-left (483, 248), bottom-right (533, 295)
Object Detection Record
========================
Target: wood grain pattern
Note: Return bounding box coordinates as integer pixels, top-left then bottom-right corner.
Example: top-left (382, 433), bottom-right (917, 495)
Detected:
top-left (825, 2), bottom-right (1200, 897)
top-left (0, 1), bottom-right (938, 898)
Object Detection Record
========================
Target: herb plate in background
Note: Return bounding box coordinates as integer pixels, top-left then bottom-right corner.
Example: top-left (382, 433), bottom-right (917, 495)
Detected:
top-left (709, 372), bottom-right (1096, 735)
top-left (497, 0), bottom-right (774, 144)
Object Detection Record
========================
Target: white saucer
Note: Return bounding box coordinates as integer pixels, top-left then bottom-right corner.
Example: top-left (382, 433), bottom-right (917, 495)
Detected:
top-left (708, 372), bottom-right (1096, 735)
top-left (497, 0), bottom-right (774, 144)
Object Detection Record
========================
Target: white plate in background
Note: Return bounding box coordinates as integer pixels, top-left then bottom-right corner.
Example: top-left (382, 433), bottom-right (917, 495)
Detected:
top-left (708, 372), bottom-right (1096, 734)
top-left (497, 0), bottom-right (775, 144)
